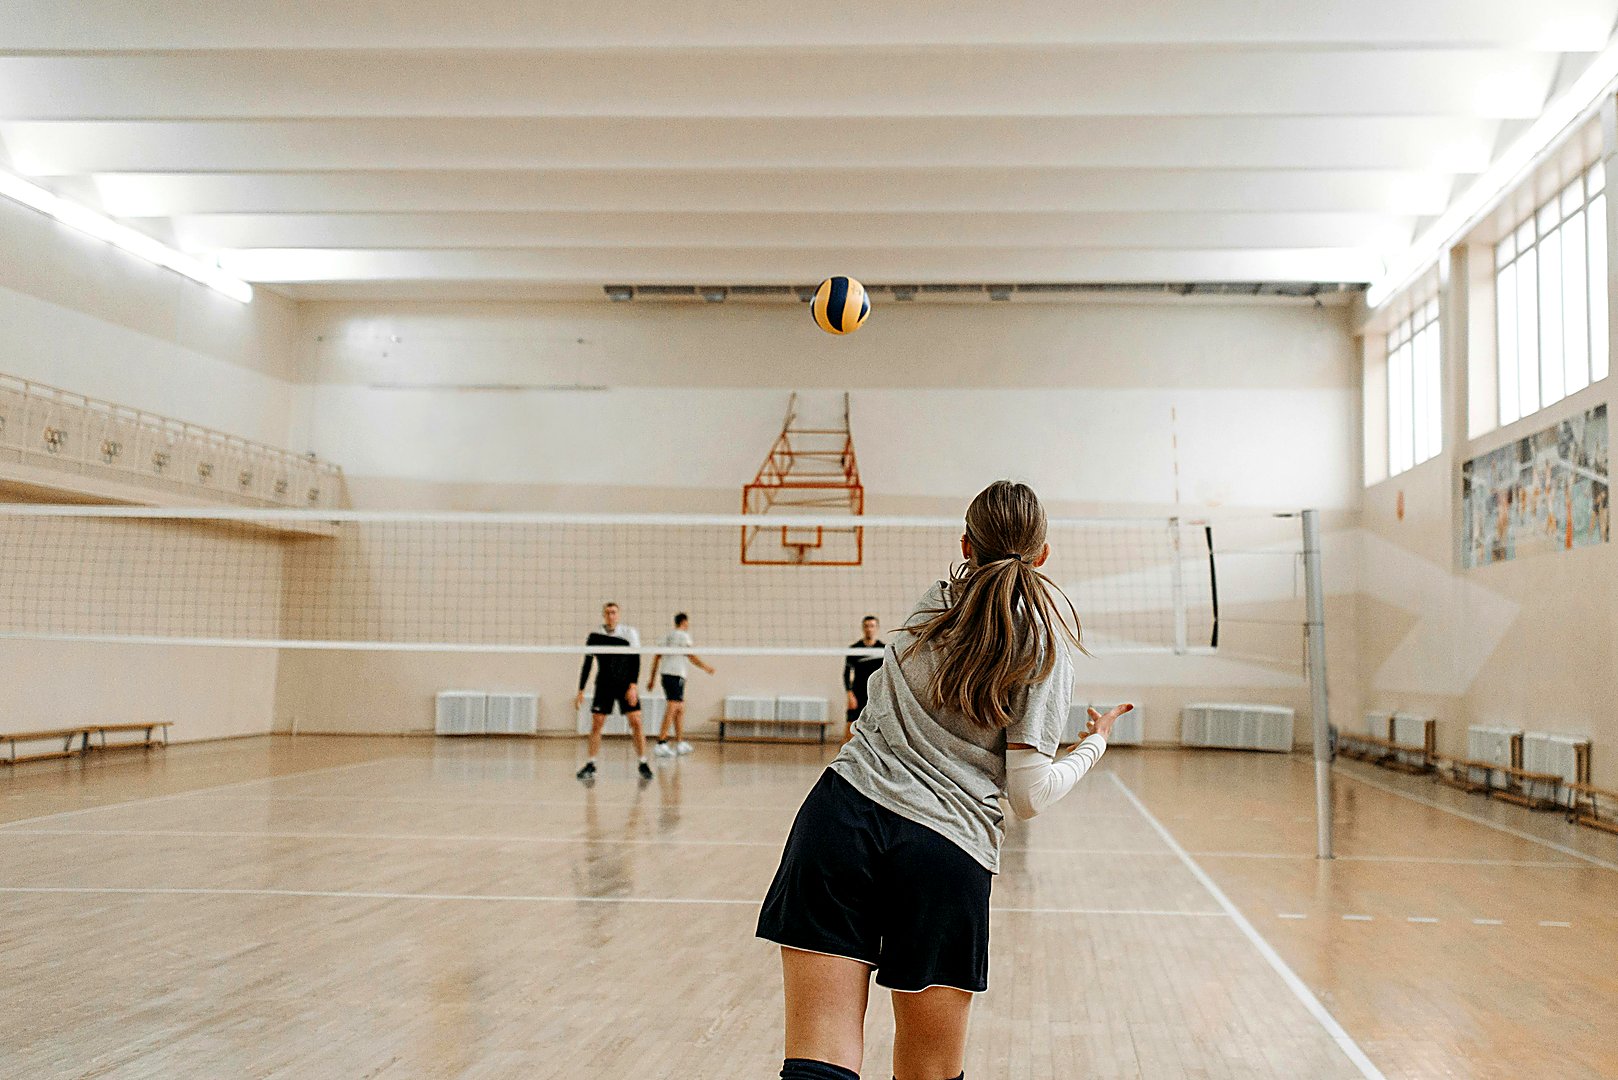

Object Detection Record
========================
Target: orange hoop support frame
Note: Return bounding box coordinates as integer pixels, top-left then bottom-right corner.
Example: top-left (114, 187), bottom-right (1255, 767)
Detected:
top-left (741, 392), bottom-right (864, 566)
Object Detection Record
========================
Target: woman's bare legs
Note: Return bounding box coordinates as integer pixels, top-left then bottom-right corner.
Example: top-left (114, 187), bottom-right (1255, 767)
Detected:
top-left (781, 947), bottom-right (872, 1074)
top-left (891, 985), bottom-right (972, 1080)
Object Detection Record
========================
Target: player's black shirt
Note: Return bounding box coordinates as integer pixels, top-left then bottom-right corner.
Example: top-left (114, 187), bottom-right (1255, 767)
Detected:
top-left (579, 628), bottom-right (641, 691)
top-left (844, 639), bottom-right (885, 699)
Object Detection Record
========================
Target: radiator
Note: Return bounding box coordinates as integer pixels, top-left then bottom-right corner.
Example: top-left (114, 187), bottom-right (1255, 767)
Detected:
top-left (485, 693), bottom-right (539, 736)
top-left (1180, 703), bottom-right (1295, 753)
top-left (776, 696), bottom-right (830, 722)
top-left (714, 696), bottom-right (832, 742)
top-left (724, 695), bottom-right (777, 720)
top-left (1466, 726), bottom-right (1519, 789)
top-left (435, 691), bottom-right (487, 735)
top-left (1390, 712), bottom-right (1435, 769)
top-left (1063, 704), bottom-right (1145, 745)
top-left (1522, 732), bottom-right (1590, 807)
top-left (1363, 711), bottom-right (1393, 738)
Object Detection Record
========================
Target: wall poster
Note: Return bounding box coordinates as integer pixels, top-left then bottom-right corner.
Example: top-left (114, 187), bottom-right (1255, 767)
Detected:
top-left (1461, 403), bottom-right (1609, 569)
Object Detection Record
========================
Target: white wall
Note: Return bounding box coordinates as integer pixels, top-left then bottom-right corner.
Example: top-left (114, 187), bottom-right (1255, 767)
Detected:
top-left (296, 298), bottom-right (1360, 515)
top-left (1, 640), bottom-right (278, 743)
top-left (0, 227), bottom-right (1365, 746)
top-left (0, 197), bottom-right (300, 446)
top-left (278, 297), bottom-right (1361, 740)
top-left (0, 196), bottom-right (301, 743)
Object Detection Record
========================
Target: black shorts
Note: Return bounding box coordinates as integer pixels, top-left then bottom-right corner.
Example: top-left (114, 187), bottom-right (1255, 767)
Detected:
top-left (756, 769), bottom-right (992, 993)
top-left (589, 683), bottom-right (639, 717)
top-left (846, 691), bottom-right (868, 726)
top-left (661, 674), bottom-right (686, 703)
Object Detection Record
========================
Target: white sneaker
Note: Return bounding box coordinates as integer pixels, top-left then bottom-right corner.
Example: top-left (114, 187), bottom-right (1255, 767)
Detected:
top-left (675, 741), bottom-right (694, 756)
top-left (653, 742), bottom-right (676, 758)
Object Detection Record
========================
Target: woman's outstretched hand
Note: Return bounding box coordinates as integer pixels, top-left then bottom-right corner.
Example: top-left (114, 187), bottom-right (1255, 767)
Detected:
top-left (1084, 703), bottom-right (1133, 739)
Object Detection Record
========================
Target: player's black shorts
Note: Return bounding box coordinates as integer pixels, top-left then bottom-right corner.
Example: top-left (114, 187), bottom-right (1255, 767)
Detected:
top-left (846, 690), bottom-right (868, 726)
top-left (661, 674), bottom-right (686, 703)
top-left (589, 682), bottom-right (639, 716)
top-left (756, 769), bottom-right (992, 993)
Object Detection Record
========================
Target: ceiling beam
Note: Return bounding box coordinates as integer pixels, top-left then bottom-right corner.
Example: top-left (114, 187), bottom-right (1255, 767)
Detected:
top-left (84, 168), bottom-right (1457, 217)
top-left (215, 245), bottom-right (1387, 284)
top-left (166, 211), bottom-right (1417, 253)
top-left (0, 49), bottom-right (1560, 120)
top-left (2, 0), bottom-right (1610, 50)
top-left (3, 116), bottom-right (1500, 173)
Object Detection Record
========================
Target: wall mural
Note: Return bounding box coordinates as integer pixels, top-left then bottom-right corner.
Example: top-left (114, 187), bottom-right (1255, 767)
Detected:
top-left (1461, 403), bottom-right (1609, 569)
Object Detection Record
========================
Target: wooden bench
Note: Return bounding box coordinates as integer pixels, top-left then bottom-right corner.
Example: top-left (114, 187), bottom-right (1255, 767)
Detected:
top-left (4, 722), bottom-right (173, 764)
top-left (1566, 781), bottom-right (1618, 835)
top-left (1338, 733), bottom-right (1396, 764)
top-left (1434, 756), bottom-right (1500, 795)
top-left (1488, 765), bottom-right (1563, 810)
top-left (1339, 732), bottom-right (1434, 773)
top-left (89, 722), bottom-right (172, 751)
top-left (1335, 733), bottom-right (1377, 760)
top-left (2, 727), bottom-right (94, 764)
top-left (716, 717), bottom-right (838, 745)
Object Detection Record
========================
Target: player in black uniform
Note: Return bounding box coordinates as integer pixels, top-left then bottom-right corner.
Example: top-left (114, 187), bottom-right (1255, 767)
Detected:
top-left (575, 602), bottom-right (653, 782)
top-left (842, 615), bottom-right (884, 744)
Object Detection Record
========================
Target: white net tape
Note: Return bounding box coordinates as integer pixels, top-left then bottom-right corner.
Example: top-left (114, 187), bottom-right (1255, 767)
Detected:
top-left (0, 507), bottom-right (1218, 656)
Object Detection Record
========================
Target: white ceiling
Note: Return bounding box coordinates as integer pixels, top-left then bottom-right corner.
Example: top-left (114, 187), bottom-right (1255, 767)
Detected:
top-left (2, 0), bottom-right (1615, 299)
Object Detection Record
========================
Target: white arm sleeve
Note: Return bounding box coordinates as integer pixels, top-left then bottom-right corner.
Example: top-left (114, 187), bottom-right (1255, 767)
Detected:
top-left (1005, 736), bottom-right (1108, 820)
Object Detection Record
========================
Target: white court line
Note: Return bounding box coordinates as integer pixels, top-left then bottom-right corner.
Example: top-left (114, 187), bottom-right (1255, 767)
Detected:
top-left (1277, 913), bottom-right (1308, 920)
top-left (1537, 921), bottom-right (1572, 928)
top-left (0, 885), bottom-right (760, 906)
top-left (1473, 919), bottom-right (1505, 926)
top-left (1335, 768), bottom-right (1618, 874)
top-left (0, 826), bottom-right (781, 848)
top-left (176, 790), bottom-right (1158, 819)
top-left (176, 793), bottom-right (815, 813)
top-left (1342, 914), bottom-right (1374, 922)
top-left (996, 906), bottom-right (1226, 917)
top-left (1194, 850), bottom-right (1585, 869)
top-left (1406, 917), bottom-right (1440, 924)
top-left (0, 826), bottom-right (1174, 857)
top-left (1108, 772), bottom-right (1386, 1080)
top-left (0, 885), bottom-right (1224, 918)
top-left (0, 758), bottom-right (400, 830)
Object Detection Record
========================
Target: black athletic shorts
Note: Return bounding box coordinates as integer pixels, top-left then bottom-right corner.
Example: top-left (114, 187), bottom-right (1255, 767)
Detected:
top-left (846, 690), bottom-right (868, 726)
top-left (589, 682), bottom-right (639, 717)
top-left (756, 769), bottom-right (992, 993)
top-left (660, 674), bottom-right (686, 703)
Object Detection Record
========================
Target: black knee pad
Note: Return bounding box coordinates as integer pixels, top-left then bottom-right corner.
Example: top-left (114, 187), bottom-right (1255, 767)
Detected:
top-left (780, 1059), bottom-right (859, 1080)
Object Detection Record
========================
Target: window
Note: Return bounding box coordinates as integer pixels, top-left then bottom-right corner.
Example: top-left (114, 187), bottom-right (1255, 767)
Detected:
top-left (1386, 299), bottom-right (1442, 476)
top-left (1495, 162), bottom-right (1608, 426)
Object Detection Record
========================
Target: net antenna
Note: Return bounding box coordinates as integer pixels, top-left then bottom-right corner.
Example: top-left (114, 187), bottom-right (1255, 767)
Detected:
top-left (742, 391), bottom-right (864, 566)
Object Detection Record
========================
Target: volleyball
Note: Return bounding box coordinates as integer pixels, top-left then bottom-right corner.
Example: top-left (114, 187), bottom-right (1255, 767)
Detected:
top-left (811, 276), bottom-right (871, 335)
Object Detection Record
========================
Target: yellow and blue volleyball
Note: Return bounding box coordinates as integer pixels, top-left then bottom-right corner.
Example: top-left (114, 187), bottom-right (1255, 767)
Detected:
top-left (811, 276), bottom-right (871, 335)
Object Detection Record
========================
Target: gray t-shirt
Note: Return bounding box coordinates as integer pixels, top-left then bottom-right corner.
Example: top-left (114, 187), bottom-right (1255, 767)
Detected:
top-left (829, 580), bottom-right (1073, 873)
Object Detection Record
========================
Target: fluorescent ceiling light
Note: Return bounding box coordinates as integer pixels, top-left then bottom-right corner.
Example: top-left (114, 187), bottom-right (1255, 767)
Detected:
top-left (0, 170), bottom-right (252, 303)
top-left (1368, 34), bottom-right (1618, 309)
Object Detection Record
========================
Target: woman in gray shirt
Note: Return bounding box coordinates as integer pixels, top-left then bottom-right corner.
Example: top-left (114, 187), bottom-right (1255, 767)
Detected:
top-left (757, 481), bottom-right (1132, 1080)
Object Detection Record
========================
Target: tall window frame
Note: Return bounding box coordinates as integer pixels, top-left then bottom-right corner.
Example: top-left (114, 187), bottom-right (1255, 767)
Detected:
top-left (1494, 161), bottom-right (1609, 427)
top-left (1386, 298), bottom-right (1442, 477)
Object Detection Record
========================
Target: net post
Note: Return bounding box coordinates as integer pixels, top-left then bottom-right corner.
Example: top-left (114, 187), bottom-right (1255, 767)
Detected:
top-left (1168, 517), bottom-right (1187, 655)
top-left (1301, 508), bottom-right (1334, 860)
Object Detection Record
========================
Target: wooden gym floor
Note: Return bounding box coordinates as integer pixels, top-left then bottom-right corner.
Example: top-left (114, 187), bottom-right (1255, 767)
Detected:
top-left (2, 736), bottom-right (1616, 1079)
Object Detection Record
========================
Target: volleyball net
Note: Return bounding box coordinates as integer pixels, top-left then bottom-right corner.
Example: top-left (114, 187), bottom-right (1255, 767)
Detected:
top-left (0, 506), bottom-right (1224, 656)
